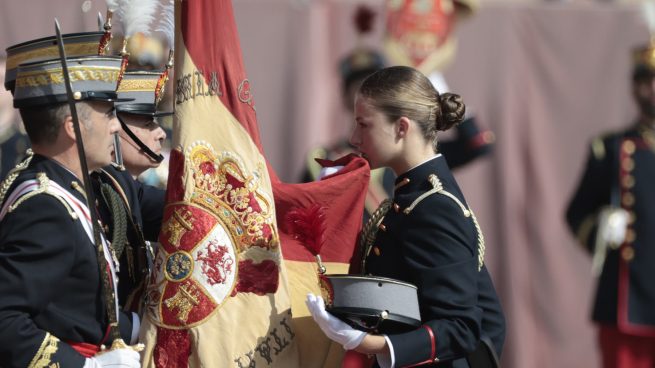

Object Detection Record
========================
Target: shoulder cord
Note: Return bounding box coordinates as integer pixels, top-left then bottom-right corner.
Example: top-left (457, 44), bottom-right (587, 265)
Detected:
top-left (96, 170), bottom-right (148, 283)
top-left (405, 174), bottom-right (485, 271)
top-left (0, 149), bottom-right (34, 206)
top-left (100, 182), bottom-right (128, 261)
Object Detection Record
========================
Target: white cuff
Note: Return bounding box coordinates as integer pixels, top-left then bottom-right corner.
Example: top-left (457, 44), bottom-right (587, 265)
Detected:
top-left (375, 335), bottom-right (395, 368)
top-left (130, 312), bottom-right (140, 345)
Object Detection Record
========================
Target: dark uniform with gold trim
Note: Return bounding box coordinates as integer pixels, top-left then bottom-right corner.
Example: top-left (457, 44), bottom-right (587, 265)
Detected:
top-left (566, 124), bottom-right (655, 336)
top-left (0, 155), bottom-right (136, 368)
top-left (362, 155), bottom-right (505, 367)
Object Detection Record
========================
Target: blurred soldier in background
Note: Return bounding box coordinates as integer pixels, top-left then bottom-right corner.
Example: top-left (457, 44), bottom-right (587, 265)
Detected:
top-left (566, 39), bottom-right (655, 368)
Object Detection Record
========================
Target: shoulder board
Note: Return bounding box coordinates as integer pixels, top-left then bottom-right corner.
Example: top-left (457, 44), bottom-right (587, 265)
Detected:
top-left (403, 174), bottom-right (471, 217)
top-left (0, 149), bottom-right (34, 206)
top-left (402, 173), bottom-right (485, 271)
top-left (590, 131), bottom-right (623, 161)
top-left (0, 172), bottom-right (77, 221)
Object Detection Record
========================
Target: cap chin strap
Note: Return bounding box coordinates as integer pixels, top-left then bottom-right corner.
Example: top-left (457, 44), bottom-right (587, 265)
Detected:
top-left (117, 114), bottom-right (164, 163)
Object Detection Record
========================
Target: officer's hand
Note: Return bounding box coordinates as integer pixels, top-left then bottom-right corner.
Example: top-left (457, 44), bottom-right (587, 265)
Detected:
top-left (306, 293), bottom-right (366, 350)
top-left (83, 348), bottom-right (141, 368)
top-left (598, 207), bottom-right (629, 248)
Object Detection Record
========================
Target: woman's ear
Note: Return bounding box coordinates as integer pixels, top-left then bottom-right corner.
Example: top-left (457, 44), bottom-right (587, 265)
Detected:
top-left (396, 116), bottom-right (410, 138)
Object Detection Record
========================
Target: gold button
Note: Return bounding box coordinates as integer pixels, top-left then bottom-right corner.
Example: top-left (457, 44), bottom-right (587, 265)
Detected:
top-left (622, 193), bottom-right (635, 207)
top-left (393, 203), bottom-right (400, 213)
top-left (622, 141), bottom-right (636, 155)
top-left (621, 246), bottom-right (635, 262)
top-left (378, 224), bottom-right (387, 232)
top-left (621, 175), bottom-right (635, 189)
top-left (622, 158), bottom-right (635, 172)
top-left (373, 247), bottom-right (381, 256)
top-left (73, 91), bottom-right (82, 100)
top-left (626, 229), bottom-right (636, 243)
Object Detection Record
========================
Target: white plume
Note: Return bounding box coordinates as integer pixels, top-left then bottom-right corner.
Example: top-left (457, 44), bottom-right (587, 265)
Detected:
top-left (155, 0), bottom-right (175, 49)
top-left (121, 0), bottom-right (159, 36)
top-left (105, 0), bottom-right (120, 12)
top-left (642, 0), bottom-right (655, 35)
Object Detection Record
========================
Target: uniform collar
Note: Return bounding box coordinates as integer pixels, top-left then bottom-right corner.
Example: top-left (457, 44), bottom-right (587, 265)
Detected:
top-left (29, 154), bottom-right (87, 201)
top-left (393, 155), bottom-right (449, 195)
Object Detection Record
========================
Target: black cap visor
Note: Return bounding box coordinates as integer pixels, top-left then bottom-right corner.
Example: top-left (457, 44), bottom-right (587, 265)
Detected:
top-left (116, 103), bottom-right (173, 117)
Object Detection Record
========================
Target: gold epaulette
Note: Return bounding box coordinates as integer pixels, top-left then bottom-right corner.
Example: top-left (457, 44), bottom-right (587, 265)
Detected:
top-left (403, 174), bottom-right (486, 271)
top-left (591, 136), bottom-right (606, 161)
top-left (0, 149), bottom-right (34, 205)
top-left (590, 131), bottom-right (621, 161)
top-left (27, 332), bottom-right (60, 368)
top-left (7, 173), bottom-right (78, 220)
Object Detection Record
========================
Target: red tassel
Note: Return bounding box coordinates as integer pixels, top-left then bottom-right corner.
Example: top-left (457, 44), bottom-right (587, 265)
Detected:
top-left (116, 55), bottom-right (129, 87)
top-left (285, 204), bottom-right (326, 256)
top-left (97, 31), bottom-right (111, 56)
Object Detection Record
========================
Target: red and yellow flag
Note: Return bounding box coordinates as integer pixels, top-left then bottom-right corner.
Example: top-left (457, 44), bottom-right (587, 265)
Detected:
top-left (384, 0), bottom-right (478, 74)
top-left (139, 1), bottom-right (369, 367)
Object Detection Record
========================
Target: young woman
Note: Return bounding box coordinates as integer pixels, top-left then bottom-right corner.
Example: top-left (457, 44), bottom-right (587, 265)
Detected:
top-left (306, 66), bottom-right (505, 367)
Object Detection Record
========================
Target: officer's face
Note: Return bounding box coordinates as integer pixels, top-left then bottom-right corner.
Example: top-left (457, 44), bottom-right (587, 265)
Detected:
top-left (80, 101), bottom-right (121, 171)
top-left (633, 75), bottom-right (655, 119)
top-left (118, 113), bottom-right (167, 176)
top-left (350, 95), bottom-right (399, 170)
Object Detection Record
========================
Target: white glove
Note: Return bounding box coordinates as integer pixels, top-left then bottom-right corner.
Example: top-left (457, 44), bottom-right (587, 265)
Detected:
top-left (306, 293), bottom-right (366, 350)
top-left (83, 348), bottom-right (141, 368)
top-left (598, 207), bottom-right (629, 248)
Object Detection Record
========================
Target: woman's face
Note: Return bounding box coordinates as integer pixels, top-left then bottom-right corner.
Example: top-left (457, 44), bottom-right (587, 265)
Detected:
top-left (349, 95), bottom-right (398, 170)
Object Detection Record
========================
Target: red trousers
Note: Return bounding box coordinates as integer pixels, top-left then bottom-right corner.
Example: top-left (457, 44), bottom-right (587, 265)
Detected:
top-left (599, 325), bottom-right (655, 368)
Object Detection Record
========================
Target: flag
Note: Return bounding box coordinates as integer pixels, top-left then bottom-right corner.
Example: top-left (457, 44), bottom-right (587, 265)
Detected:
top-left (384, 0), bottom-right (478, 75)
top-left (139, 0), bottom-right (370, 367)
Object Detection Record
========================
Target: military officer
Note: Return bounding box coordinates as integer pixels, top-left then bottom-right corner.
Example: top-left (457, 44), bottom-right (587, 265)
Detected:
top-left (565, 42), bottom-right (655, 367)
top-left (0, 46), bottom-right (140, 367)
top-left (307, 66), bottom-right (505, 367)
top-left (94, 67), bottom-right (172, 313)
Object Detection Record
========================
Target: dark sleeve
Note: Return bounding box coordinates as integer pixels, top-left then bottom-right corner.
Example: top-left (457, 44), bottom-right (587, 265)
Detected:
top-left (565, 140), bottom-right (613, 253)
top-left (477, 266), bottom-right (505, 357)
top-left (118, 310), bottom-right (135, 343)
top-left (387, 197), bottom-right (482, 366)
top-left (136, 181), bottom-right (165, 242)
top-left (439, 117), bottom-right (494, 170)
top-left (0, 196), bottom-right (86, 368)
